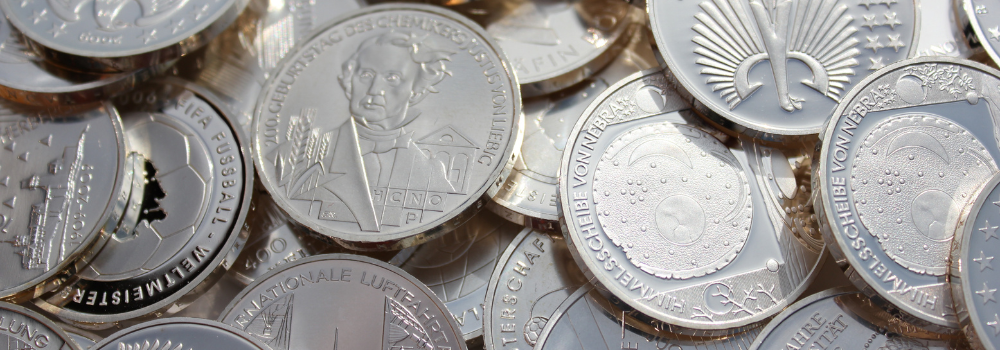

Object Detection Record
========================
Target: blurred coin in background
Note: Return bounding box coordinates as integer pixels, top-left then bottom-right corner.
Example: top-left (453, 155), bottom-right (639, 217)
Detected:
top-left (92, 318), bottom-right (268, 350)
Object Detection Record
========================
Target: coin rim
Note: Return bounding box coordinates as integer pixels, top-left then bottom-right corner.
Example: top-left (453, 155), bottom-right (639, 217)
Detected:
top-left (949, 172), bottom-right (1000, 350)
top-left (964, 0), bottom-right (1000, 67)
top-left (90, 317), bottom-right (269, 350)
top-left (0, 301), bottom-right (83, 350)
top-left (747, 287), bottom-right (857, 350)
top-left (481, 226), bottom-right (537, 350)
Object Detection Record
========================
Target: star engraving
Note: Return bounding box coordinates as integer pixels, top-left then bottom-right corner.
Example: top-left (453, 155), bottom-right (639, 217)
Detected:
top-left (974, 250), bottom-right (995, 272)
top-left (48, 22), bottom-right (66, 38)
top-left (989, 27), bottom-right (1000, 42)
top-left (191, 4), bottom-right (210, 20)
top-left (981, 220), bottom-right (999, 241)
top-left (990, 314), bottom-right (1000, 336)
top-left (881, 0), bottom-right (897, 8)
top-left (887, 34), bottom-right (905, 52)
top-left (19, 0), bottom-right (33, 7)
top-left (882, 12), bottom-right (901, 29)
top-left (868, 56), bottom-right (885, 70)
top-left (29, 9), bottom-right (47, 24)
top-left (979, 282), bottom-right (998, 305)
top-left (170, 18), bottom-right (186, 34)
top-left (858, 0), bottom-right (875, 10)
top-left (994, 198), bottom-right (1000, 211)
top-left (865, 36), bottom-right (884, 53)
top-left (138, 29), bottom-right (158, 44)
top-left (862, 14), bottom-right (879, 30)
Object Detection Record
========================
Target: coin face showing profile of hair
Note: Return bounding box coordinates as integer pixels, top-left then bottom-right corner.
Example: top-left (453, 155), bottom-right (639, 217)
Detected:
top-left (965, 0), bottom-right (1000, 66)
top-left (252, 4), bottom-right (521, 250)
top-left (559, 69), bottom-right (824, 333)
top-left (648, 0), bottom-right (918, 140)
top-left (33, 78), bottom-right (252, 325)
top-left (749, 288), bottom-right (962, 350)
top-left (92, 318), bottom-right (267, 350)
top-left (219, 254), bottom-right (467, 350)
top-left (950, 174), bottom-right (1000, 350)
top-left (0, 301), bottom-right (82, 350)
top-left (0, 100), bottom-right (126, 302)
top-left (817, 57), bottom-right (1000, 333)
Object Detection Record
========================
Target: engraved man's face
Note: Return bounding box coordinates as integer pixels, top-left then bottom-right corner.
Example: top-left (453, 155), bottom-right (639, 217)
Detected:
top-left (349, 45), bottom-right (420, 129)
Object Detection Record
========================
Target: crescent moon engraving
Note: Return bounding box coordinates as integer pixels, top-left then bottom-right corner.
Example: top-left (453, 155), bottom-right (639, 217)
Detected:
top-left (627, 139), bottom-right (692, 168)
top-left (886, 131), bottom-right (950, 164)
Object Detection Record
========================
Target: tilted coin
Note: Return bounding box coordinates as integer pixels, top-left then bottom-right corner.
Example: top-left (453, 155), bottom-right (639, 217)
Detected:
top-left (950, 174), bottom-right (1000, 349)
top-left (62, 325), bottom-right (98, 349)
top-left (749, 288), bottom-right (964, 350)
top-left (0, 0), bottom-right (247, 72)
top-left (0, 301), bottom-right (81, 350)
top-left (484, 0), bottom-right (634, 97)
top-left (648, 0), bottom-right (918, 140)
top-left (0, 16), bottom-right (164, 106)
top-left (34, 78), bottom-right (253, 325)
top-left (964, 0), bottom-right (1000, 66)
top-left (816, 57), bottom-right (1000, 333)
top-left (534, 284), bottom-right (761, 350)
top-left (559, 69), bottom-right (824, 333)
top-left (219, 254), bottom-right (468, 350)
top-left (487, 30), bottom-right (658, 228)
top-left (0, 101), bottom-right (126, 302)
top-left (395, 210), bottom-right (520, 340)
top-left (174, 0), bottom-right (363, 132)
top-left (252, 4), bottom-right (522, 250)
top-left (91, 318), bottom-right (267, 350)
top-left (483, 228), bottom-right (588, 350)
top-left (913, 0), bottom-right (976, 59)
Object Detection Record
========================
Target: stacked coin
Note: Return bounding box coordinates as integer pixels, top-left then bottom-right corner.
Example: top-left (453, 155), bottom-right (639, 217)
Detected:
top-left (2, 0), bottom-right (1000, 348)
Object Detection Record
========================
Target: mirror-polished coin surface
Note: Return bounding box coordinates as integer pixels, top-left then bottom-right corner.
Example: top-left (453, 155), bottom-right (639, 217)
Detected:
top-left (950, 174), bottom-right (1000, 350)
top-left (534, 284), bottom-right (761, 349)
top-left (92, 318), bottom-right (267, 350)
top-left (0, 301), bottom-right (81, 350)
top-left (484, 0), bottom-right (633, 97)
top-left (648, 0), bottom-right (918, 140)
top-left (965, 0), bottom-right (1000, 66)
top-left (559, 69), bottom-right (824, 333)
top-left (817, 57), bottom-right (1000, 333)
top-left (914, 0), bottom-right (975, 59)
top-left (395, 210), bottom-right (520, 340)
top-left (749, 288), bottom-right (963, 350)
top-left (0, 0), bottom-right (246, 72)
top-left (252, 4), bottom-right (521, 251)
top-left (34, 78), bottom-right (252, 325)
top-left (483, 228), bottom-right (587, 350)
top-left (0, 100), bottom-right (126, 302)
top-left (219, 253), bottom-right (468, 350)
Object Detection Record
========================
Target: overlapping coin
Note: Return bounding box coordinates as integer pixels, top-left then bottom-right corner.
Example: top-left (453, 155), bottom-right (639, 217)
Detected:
top-left (92, 318), bottom-right (268, 350)
top-left (0, 301), bottom-right (81, 349)
top-left (950, 173), bottom-right (1000, 349)
top-left (965, 0), bottom-right (1000, 66)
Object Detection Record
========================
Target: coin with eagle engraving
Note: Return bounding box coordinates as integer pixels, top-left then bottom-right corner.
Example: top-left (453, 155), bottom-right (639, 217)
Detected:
top-left (92, 318), bottom-right (267, 350)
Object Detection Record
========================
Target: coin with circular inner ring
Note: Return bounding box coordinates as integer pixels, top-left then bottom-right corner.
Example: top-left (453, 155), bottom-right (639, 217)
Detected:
top-left (816, 57), bottom-right (1000, 333)
top-left (91, 318), bottom-right (268, 350)
top-left (0, 301), bottom-right (83, 350)
top-left (559, 69), bottom-right (824, 334)
top-left (251, 4), bottom-right (522, 251)
top-left (964, 0), bottom-right (1000, 67)
top-left (949, 173), bottom-right (1000, 350)
top-left (33, 77), bottom-right (253, 326)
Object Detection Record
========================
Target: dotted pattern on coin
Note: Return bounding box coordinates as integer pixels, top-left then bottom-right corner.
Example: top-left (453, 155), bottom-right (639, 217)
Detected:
top-left (966, 0), bottom-right (1000, 66)
top-left (251, 4), bottom-right (521, 250)
top-left (818, 57), bottom-right (1000, 332)
top-left (0, 101), bottom-right (125, 300)
top-left (648, 0), bottom-right (918, 138)
top-left (951, 174), bottom-right (1000, 350)
top-left (0, 301), bottom-right (80, 350)
top-left (92, 318), bottom-right (268, 350)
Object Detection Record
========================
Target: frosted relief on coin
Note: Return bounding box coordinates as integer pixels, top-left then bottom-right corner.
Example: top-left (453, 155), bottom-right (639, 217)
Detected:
top-left (648, 0), bottom-right (918, 138)
top-left (965, 0), bottom-right (1000, 66)
top-left (0, 302), bottom-right (79, 350)
top-left (219, 254), bottom-right (467, 350)
top-left (559, 70), bottom-right (823, 332)
top-left (950, 174), bottom-right (1000, 350)
top-left (92, 318), bottom-right (267, 350)
top-left (252, 4), bottom-right (521, 250)
top-left (0, 101), bottom-right (125, 300)
top-left (818, 57), bottom-right (1000, 332)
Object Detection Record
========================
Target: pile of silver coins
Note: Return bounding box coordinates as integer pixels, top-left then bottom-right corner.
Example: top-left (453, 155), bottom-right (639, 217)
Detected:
top-left (1, 0), bottom-right (1000, 348)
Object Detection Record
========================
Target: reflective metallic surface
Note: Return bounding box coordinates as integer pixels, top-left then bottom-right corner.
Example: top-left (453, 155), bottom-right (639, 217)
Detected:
top-left (950, 174), bottom-right (1000, 350)
top-left (219, 254), bottom-right (468, 350)
top-left (91, 318), bottom-right (267, 350)
top-left (252, 4), bottom-right (522, 250)
top-left (649, 0), bottom-right (919, 140)
top-left (62, 326), bottom-right (99, 349)
top-left (34, 78), bottom-right (252, 325)
top-left (0, 301), bottom-right (80, 350)
top-left (483, 228), bottom-right (588, 350)
top-left (965, 0), bottom-right (1000, 66)
top-left (914, 0), bottom-right (975, 58)
top-left (817, 57), bottom-right (1000, 333)
top-left (559, 69), bottom-right (823, 333)
top-left (0, 100), bottom-right (125, 302)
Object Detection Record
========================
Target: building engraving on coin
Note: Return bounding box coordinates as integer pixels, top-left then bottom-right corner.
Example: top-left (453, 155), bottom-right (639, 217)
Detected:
top-left (649, 0), bottom-right (917, 136)
top-left (253, 4), bottom-right (520, 248)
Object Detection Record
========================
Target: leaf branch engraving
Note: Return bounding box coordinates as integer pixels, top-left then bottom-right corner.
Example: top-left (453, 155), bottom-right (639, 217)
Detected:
top-left (690, 283), bottom-right (779, 320)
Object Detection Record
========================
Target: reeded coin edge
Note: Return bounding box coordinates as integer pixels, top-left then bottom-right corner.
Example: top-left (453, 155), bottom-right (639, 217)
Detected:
top-left (90, 317), bottom-right (268, 350)
top-left (950, 173), bottom-right (1000, 350)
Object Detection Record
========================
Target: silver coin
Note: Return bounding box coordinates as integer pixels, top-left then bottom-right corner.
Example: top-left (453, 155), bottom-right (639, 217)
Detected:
top-left (749, 288), bottom-right (963, 350)
top-left (559, 69), bottom-right (824, 333)
top-left (913, 0), bottom-right (975, 58)
top-left (174, 0), bottom-right (363, 133)
top-left (487, 30), bottom-right (658, 227)
top-left (0, 0), bottom-right (246, 72)
top-left (0, 301), bottom-right (81, 350)
top-left (816, 57), bottom-right (1000, 333)
top-left (0, 15), bottom-right (164, 106)
top-left (950, 174), bottom-right (1000, 349)
top-left (91, 318), bottom-right (268, 350)
top-left (482, 228), bottom-right (588, 350)
top-left (648, 0), bottom-right (919, 140)
top-left (33, 78), bottom-right (253, 325)
top-left (484, 0), bottom-right (634, 97)
top-left (534, 284), bottom-right (761, 350)
top-left (62, 325), bottom-right (99, 349)
top-left (395, 210), bottom-right (520, 340)
top-left (219, 253), bottom-right (468, 350)
top-left (0, 100), bottom-right (127, 302)
top-left (252, 4), bottom-right (522, 250)
top-left (964, 0), bottom-right (1000, 66)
